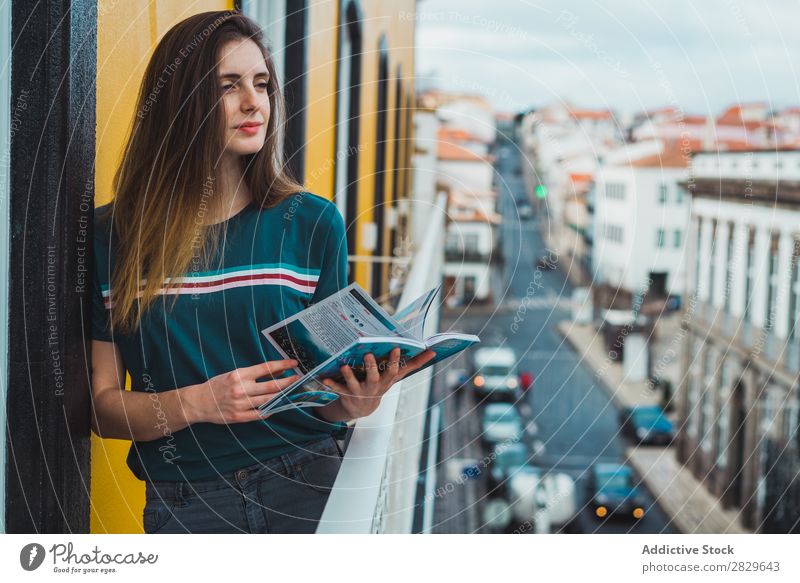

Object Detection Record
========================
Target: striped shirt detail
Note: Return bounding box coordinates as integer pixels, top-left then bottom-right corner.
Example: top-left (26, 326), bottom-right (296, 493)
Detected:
top-left (101, 264), bottom-right (320, 309)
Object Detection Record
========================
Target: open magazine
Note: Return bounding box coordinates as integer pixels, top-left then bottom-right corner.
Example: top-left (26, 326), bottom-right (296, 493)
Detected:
top-left (259, 283), bottom-right (479, 415)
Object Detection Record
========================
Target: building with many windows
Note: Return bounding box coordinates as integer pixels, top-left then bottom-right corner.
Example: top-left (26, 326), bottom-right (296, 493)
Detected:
top-left (679, 149), bottom-right (800, 533)
top-left (592, 140), bottom-right (691, 310)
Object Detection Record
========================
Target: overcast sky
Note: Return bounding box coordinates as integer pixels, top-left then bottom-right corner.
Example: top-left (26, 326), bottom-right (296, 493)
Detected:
top-left (415, 0), bottom-right (800, 117)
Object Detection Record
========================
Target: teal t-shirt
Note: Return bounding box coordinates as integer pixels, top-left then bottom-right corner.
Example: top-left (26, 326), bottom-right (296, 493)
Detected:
top-left (92, 191), bottom-right (349, 481)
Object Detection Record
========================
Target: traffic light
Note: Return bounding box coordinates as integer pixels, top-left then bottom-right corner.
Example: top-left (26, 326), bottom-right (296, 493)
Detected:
top-left (535, 184), bottom-right (548, 199)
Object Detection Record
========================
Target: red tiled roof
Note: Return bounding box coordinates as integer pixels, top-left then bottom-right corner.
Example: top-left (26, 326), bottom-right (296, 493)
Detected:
top-left (629, 143), bottom-right (691, 168)
top-left (438, 127), bottom-right (487, 143)
top-left (437, 141), bottom-right (488, 162)
top-left (570, 108), bottom-right (614, 120)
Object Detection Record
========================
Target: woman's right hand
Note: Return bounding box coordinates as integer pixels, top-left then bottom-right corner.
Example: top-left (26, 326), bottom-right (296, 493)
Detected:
top-left (186, 359), bottom-right (300, 424)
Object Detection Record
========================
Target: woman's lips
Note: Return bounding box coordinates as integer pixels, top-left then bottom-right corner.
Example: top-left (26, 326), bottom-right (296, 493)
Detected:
top-left (236, 123), bottom-right (262, 135)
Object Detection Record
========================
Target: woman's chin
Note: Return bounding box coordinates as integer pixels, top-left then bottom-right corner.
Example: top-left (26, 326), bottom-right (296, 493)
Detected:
top-left (226, 141), bottom-right (265, 157)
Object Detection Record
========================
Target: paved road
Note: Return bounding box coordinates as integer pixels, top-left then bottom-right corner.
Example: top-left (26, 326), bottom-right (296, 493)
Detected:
top-left (431, 135), bottom-right (675, 534)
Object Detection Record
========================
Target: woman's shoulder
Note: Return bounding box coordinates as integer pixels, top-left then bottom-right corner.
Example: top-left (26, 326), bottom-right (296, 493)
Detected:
top-left (273, 190), bottom-right (343, 227)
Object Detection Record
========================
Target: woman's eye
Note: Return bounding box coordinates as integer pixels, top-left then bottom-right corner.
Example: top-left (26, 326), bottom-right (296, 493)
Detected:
top-left (257, 82), bottom-right (269, 89)
top-left (222, 84), bottom-right (235, 91)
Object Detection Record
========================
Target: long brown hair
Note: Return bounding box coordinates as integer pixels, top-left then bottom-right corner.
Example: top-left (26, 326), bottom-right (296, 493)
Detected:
top-left (104, 10), bottom-right (303, 335)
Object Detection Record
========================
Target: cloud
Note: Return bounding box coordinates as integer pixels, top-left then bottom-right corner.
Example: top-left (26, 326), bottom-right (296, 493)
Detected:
top-left (416, 0), bottom-right (800, 113)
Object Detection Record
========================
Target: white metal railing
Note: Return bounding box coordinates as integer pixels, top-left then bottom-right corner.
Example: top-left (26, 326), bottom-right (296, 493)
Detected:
top-left (316, 193), bottom-right (446, 533)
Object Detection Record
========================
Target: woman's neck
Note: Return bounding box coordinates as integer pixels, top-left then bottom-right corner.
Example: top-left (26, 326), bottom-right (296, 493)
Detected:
top-left (210, 153), bottom-right (252, 223)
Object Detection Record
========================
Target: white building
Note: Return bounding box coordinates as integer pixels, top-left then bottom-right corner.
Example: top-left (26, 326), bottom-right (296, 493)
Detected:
top-left (410, 107), bottom-right (442, 248)
top-left (592, 140), bottom-right (691, 302)
top-left (679, 149), bottom-right (800, 533)
top-left (519, 103), bottom-right (623, 283)
top-left (427, 97), bottom-right (498, 305)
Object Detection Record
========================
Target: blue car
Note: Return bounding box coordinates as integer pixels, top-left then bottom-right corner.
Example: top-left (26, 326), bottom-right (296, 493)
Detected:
top-left (619, 405), bottom-right (675, 445)
top-left (587, 463), bottom-right (646, 520)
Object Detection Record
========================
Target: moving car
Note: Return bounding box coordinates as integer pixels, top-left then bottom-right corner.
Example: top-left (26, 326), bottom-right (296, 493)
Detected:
top-left (619, 405), bottom-right (675, 445)
top-left (480, 403), bottom-right (523, 450)
top-left (471, 346), bottom-right (519, 402)
top-left (587, 463), bottom-right (646, 520)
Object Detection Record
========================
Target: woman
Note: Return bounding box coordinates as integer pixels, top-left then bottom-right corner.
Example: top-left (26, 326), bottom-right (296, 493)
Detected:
top-left (90, 10), bottom-right (434, 534)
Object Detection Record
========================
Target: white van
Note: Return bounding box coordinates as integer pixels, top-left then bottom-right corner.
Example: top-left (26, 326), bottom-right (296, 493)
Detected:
top-left (471, 346), bottom-right (519, 401)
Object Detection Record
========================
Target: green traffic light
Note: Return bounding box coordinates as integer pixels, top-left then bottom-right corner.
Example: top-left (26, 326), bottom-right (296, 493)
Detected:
top-left (535, 184), bottom-right (548, 199)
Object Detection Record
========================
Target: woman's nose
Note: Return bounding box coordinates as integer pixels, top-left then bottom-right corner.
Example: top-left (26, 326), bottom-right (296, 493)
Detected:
top-left (240, 86), bottom-right (258, 111)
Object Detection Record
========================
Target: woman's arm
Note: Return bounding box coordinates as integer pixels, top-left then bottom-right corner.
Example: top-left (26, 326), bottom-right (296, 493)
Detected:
top-left (90, 339), bottom-right (300, 441)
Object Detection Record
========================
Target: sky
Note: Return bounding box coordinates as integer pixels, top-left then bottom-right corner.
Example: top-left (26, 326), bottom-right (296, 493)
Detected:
top-left (415, 0), bottom-right (800, 118)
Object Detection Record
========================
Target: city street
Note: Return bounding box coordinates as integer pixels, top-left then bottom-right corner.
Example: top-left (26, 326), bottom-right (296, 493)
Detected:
top-left (431, 135), bottom-right (675, 534)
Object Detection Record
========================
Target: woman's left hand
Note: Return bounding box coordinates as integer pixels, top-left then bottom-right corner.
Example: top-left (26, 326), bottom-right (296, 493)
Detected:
top-left (320, 347), bottom-right (436, 420)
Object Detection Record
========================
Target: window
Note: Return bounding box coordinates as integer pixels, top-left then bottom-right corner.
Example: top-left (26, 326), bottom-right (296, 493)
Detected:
top-left (658, 183), bottom-right (668, 204)
top-left (605, 183), bottom-right (625, 200)
top-left (765, 234), bottom-right (779, 331)
top-left (463, 233), bottom-right (480, 253)
top-left (700, 349), bottom-right (716, 453)
top-left (694, 218), bottom-right (702, 297)
top-left (716, 361), bottom-right (732, 467)
top-left (724, 224), bottom-right (734, 312)
top-left (744, 228), bottom-right (755, 322)
top-left (783, 397), bottom-right (798, 443)
top-left (708, 220), bottom-right (717, 304)
top-left (676, 187), bottom-right (685, 204)
top-left (789, 239), bottom-right (800, 340)
top-left (602, 223), bottom-right (624, 243)
top-left (674, 229), bottom-right (682, 249)
top-left (656, 228), bottom-right (665, 248)
top-left (687, 337), bottom-right (704, 439)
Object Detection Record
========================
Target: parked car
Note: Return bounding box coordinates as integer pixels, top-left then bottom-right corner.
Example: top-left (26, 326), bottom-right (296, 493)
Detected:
top-left (471, 346), bottom-right (519, 402)
top-left (619, 405), bottom-right (675, 445)
top-left (488, 441), bottom-right (530, 492)
top-left (587, 463), bottom-right (646, 520)
top-left (480, 403), bottom-right (523, 450)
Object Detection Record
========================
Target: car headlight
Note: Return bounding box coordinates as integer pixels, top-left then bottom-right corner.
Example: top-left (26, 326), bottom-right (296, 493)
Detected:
top-left (636, 427), bottom-right (648, 438)
top-left (474, 375), bottom-right (485, 387)
top-left (596, 494), bottom-right (608, 504)
top-left (506, 377), bottom-right (518, 389)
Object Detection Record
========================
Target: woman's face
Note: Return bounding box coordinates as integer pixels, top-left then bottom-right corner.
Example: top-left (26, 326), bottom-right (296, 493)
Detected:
top-left (217, 39), bottom-right (271, 157)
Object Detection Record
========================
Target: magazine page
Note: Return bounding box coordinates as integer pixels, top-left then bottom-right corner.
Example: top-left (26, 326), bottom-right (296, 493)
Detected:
top-left (260, 377), bottom-right (339, 415)
top-left (261, 282), bottom-right (403, 375)
top-left (392, 284), bottom-right (441, 339)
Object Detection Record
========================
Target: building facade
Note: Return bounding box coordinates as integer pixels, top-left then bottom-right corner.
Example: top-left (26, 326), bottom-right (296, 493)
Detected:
top-left (678, 149), bottom-right (800, 533)
top-left (592, 140), bottom-right (691, 305)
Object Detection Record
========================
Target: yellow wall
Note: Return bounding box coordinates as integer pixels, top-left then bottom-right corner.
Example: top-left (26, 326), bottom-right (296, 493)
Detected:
top-left (92, 0), bottom-right (233, 534)
top-left (303, 0), bottom-right (417, 294)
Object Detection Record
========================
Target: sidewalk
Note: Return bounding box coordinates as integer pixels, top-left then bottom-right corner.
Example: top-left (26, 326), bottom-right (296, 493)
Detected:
top-left (555, 321), bottom-right (660, 409)
top-left (556, 321), bottom-right (750, 534)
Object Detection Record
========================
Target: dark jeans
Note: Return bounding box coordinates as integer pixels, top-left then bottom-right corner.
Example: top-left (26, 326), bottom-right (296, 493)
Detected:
top-left (142, 434), bottom-right (344, 534)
